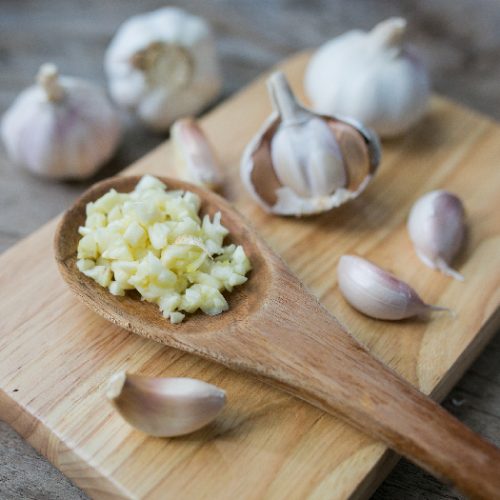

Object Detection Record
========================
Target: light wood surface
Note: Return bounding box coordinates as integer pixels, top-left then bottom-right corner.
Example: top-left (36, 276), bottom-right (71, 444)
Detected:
top-left (55, 169), bottom-right (500, 499)
top-left (2, 2), bottom-right (500, 497)
top-left (1, 53), bottom-right (500, 499)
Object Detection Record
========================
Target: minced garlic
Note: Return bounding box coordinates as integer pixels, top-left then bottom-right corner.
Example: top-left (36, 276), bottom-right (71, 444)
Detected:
top-left (76, 175), bottom-right (251, 323)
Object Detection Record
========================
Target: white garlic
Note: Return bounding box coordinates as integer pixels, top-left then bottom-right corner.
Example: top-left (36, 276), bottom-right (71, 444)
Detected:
top-left (241, 72), bottom-right (380, 216)
top-left (171, 117), bottom-right (223, 190)
top-left (408, 190), bottom-right (466, 281)
top-left (105, 7), bottom-right (222, 132)
top-left (305, 17), bottom-right (430, 138)
top-left (337, 255), bottom-right (448, 320)
top-left (106, 372), bottom-right (226, 437)
top-left (1, 64), bottom-right (121, 180)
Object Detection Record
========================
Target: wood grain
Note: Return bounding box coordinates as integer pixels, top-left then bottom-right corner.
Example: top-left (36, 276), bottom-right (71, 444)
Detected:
top-left (55, 172), bottom-right (500, 499)
top-left (1, 52), bottom-right (500, 499)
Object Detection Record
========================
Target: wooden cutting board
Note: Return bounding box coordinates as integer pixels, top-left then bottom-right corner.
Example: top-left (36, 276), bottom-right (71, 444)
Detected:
top-left (1, 52), bottom-right (499, 500)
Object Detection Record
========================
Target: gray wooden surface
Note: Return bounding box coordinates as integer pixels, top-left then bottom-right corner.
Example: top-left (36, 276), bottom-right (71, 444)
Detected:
top-left (1, 1), bottom-right (499, 498)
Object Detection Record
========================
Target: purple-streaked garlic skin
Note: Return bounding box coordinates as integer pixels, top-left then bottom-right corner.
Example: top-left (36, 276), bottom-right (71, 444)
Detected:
top-left (240, 71), bottom-right (381, 216)
top-left (1, 64), bottom-right (121, 180)
top-left (107, 372), bottom-right (226, 437)
top-left (337, 255), bottom-right (446, 320)
top-left (408, 190), bottom-right (465, 281)
top-left (171, 117), bottom-right (223, 190)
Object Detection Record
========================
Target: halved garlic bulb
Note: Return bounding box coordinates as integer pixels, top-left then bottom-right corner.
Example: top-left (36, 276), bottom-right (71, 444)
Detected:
top-left (106, 372), bottom-right (226, 437)
top-left (241, 72), bottom-right (380, 216)
top-left (337, 255), bottom-right (448, 320)
top-left (407, 190), bottom-right (466, 281)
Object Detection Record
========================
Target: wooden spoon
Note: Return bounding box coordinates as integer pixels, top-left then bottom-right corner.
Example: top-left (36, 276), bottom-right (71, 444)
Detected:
top-left (54, 175), bottom-right (500, 499)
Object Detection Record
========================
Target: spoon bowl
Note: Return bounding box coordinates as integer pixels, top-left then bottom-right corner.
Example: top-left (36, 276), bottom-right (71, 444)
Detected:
top-left (55, 175), bottom-right (272, 342)
top-left (54, 175), bottom-right (500, 499)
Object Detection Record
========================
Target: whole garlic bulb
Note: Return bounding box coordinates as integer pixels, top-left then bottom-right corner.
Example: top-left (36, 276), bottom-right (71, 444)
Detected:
top-left (105, 7), bottom-right (222, 132)
top-left (241, 72), bottom-right (380, 216)
top-left (408, 190), bottom-right (466, 281)
top-left (1, 64), bottom-right (121, 180)
top-left (305, 17), bottom-right (430, 138)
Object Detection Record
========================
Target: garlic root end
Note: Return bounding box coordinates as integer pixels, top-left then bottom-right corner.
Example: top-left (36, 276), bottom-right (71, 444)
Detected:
top-left (436, 258), bottom-right (465, 282)
top-left (106, 371), bottom-right (127, 400)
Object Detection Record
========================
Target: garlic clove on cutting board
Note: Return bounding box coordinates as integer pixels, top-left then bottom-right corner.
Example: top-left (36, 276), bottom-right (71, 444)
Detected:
top-left (105, 7), bottom-right (222, 132)
top-left (241, 72), bottom-right (380, 216)
top-left (337, 255), bottom-right (449, 320)
top-left (171, 117), bottom-right (224, 190)
top-left (305, 17), bottom-right (430, 138)
top-left (1, 63), bottom-right (121, 180)
top-left (407, 190), bottom-right (466, 281)
top-left (107, 372), bottom-right (226, 437)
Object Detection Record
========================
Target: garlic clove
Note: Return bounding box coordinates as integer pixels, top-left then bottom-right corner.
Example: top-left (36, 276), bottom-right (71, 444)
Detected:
top-left (1, 63), bottom-right (121, 180)
top-left (337, 255), bottom-right (448, 320)
top-left (105, 7), bottom-right (221, 131)
top-left (171, 118), bottom-right (224, 190)
top-left (106, 372), bottom-right (226, 437)
top-left (241, 72), bottom-right (380, 216)
top-left (304, 17), bottom-right (430, 138)
top-left (407, 190), bottom-right (466, 281)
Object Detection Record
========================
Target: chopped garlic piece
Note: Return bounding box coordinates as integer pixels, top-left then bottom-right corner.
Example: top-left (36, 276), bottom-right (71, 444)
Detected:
top-left (76, 175), bottom-right (251, 323)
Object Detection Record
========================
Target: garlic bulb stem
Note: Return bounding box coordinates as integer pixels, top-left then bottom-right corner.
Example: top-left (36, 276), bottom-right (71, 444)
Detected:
top-left (369, 17), bottom-right (407, 51)
top-left (37, 63), bottom-right (65, 102)
top-left (267, 72), bottom-right (307, 125)
top-left (107, 372), bottom-right (226, 437)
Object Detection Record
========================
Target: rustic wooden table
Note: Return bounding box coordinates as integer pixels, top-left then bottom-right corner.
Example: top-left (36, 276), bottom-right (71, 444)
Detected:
top-left (1, 1), bottom-right (499, 498)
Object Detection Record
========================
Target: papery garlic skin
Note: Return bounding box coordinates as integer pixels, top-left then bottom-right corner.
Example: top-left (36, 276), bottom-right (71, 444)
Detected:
top-left (337, 255), bottom-right (447, 320)
top-left (105, 7), bottom-right (221, 131)
top-left (171, 118), bottom-right (223, 190)
top-left (305, 17), bottom-right (430, 138)
top-left (408, 190), bottom-right (465, 281)
top-left (1, 64), bottom-right (121, 180)
top-left (271, 116), bottom-right (346, 198)
top-left (241, 72), bottom-right (380, 216)
top-left (107, 372), bottom-right (226, 437)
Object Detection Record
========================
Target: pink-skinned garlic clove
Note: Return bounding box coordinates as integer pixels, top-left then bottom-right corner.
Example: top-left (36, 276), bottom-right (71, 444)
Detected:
top-left (407, 190), bottom-right (466, 281)
top-left (337, 255), bottom-right (449, 320)
top-left (171, 117), bottom-right (224, 191)
top-left (240, 71), bottom-right (380, 216)
top-left (106, 372), bottom-right (226, 437)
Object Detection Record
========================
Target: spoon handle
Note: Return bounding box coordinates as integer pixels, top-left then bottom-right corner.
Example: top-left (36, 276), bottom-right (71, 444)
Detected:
top-left (232, 302), bottom-right (500, 499)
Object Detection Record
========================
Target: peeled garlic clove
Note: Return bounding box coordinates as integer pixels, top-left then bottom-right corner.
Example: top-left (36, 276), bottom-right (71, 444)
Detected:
top-left (305, 17), bottom-right (430, 138)
top-left (408, 190), bottom-right (465, 281)
top-left (1, 64), bottom-right (121, 180)
top-left (241, 71), bottom-right (380, 216)
top-left (171, 118), bottom-right (223, 190)
top-left (106, 372), bottom-right (226, 437)
top-left (337, 255), bottom-right (448, 320)
top-left (105, 7), bottom-right (221, 131)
